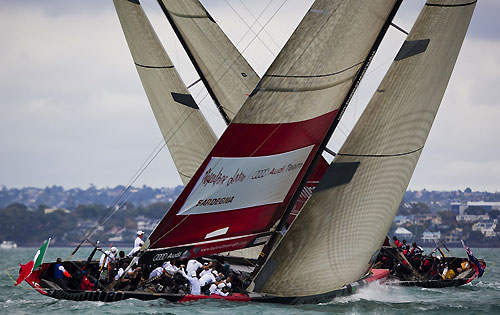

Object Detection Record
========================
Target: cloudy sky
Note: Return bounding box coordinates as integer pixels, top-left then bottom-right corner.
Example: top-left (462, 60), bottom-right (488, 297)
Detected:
top-left (0, 0), bottom-right (498, 192)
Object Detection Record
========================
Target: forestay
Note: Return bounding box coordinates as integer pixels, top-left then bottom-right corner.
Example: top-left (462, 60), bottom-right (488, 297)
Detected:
top-left (143, 0), bottom-right (399, 263)
top-left (254, 0), bottom-right (476, 297)
top-left (157, 0), bottom-right (260, 122)
top-left (113, 0), bottom-right (217, 185)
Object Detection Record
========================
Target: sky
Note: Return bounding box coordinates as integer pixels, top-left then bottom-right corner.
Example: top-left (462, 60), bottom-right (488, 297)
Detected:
top-left (0, 0), bottom-right (499, 192)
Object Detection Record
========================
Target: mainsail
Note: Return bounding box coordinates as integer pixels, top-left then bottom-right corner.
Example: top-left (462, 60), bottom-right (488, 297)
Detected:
top-left (113, 0), bottom-right (217, 185)
top-left (253, 0), bottom-right (476, 296)
top-left (157, 0), bottom-right (260, 123)
top-left (142, 0), bottom-right (400, 263)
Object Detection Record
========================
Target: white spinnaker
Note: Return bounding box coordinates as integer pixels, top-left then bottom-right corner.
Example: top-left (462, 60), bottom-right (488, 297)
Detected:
top-left (158, 0), bottom-right (260, 122)
top-left (113, 0), bottom-right (217, 185)
top-left (255, 0), bottom-right (476, 297)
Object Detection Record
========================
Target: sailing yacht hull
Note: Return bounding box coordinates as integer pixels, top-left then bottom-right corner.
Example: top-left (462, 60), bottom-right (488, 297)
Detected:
top-left (24, 264), bottom-right (388, 305)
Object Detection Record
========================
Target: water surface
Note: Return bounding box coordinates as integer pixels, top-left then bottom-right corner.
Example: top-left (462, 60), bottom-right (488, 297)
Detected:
top-left (2, 247), bottom-right (499, 314)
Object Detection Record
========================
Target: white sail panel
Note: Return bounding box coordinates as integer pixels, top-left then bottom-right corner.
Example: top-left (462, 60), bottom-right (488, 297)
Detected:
top-left (113, 0), bottom-right (217, 185)
top-left (158, 0), bottom-right (260, 121)
top-left (234, 0), bottom-right (397, 125)
top-left (255, 0), bottom-right (476, 296)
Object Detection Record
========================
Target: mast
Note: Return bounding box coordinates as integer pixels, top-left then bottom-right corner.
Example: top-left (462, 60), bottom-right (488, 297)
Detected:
top-left (251, 0), bottom-right (403, 278)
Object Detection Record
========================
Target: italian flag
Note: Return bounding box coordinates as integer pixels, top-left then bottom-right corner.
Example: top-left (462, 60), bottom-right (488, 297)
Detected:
top-left (15, 238), bottom-right (50, 286)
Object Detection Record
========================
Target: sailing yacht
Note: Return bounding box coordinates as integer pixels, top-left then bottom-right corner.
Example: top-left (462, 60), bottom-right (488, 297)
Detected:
top-left (18, 0), bottom-right (478, 304)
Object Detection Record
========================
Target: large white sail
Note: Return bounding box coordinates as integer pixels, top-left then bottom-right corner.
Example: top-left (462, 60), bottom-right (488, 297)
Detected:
top-left (113, 0), bottom-right (217, 185)
top-left (158, 0), bottom-right (260, 122)
top-left (254, 0), bottom-right (476, 297)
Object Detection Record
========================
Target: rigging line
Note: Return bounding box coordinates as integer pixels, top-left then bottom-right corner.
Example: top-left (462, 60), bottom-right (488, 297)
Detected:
top-left (224, 0), bottom-right (278, 57)
top-left (336, 121), bottom-right (350, 139)
top-left (191, 0), bottom-right (288, 109)
top-left (238, 0), bottom-right (282, 51)
top-left (136, 107), bottom-right (231, 246)
top-left (149, 117), bottom-right (284, 247)
top-left (233, 0), bottom-right (276, 48)
top-left (69, 136), bottom-right (168, 258)
top-left (4, 269), bottom-right (30, 291)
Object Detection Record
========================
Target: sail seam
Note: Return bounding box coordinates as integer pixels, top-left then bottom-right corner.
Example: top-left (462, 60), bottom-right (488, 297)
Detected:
top-left (425, 1), bottom-right (476, 8)
top-left (134, 62), bottom-right (174, 69)
top-left (265, 61), bottom-right (363, 78)
top-left (337, 146), bottom-right (423, 158)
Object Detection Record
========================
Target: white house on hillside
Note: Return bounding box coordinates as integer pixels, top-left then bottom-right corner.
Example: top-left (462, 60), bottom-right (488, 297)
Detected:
top-left (395, 227), bottom-right (413, 241)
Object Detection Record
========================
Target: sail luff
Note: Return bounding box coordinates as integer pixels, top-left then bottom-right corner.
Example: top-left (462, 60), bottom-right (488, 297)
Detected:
top-left (256, 0), bottom-right (476, 297)
top-left (157, 0), bottom-right (261, 122)
top-left (250, 0), bottom-right (403, 276)
top-left (113, 0), bottom-right (218, 185)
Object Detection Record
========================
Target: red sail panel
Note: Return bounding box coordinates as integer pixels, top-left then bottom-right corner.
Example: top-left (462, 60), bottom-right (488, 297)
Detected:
top-left (147, 111), bottom-right (337, 256)
top-left (286, 157), bottom-right (329, 226)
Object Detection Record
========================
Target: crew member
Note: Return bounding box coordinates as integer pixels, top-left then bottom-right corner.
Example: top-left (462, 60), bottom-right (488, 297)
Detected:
top-left (392, 236), bottom-right (400, 247)
top-left (180, 269), bottom-right (201, 295)
top-left (128, 231), bottom-right (145, 257)
top-left (99, 246), bottom-right (118, 270)
top-left (214, 283), bottom-right (229, 296)
top-left (53, 258), bottom-right (72, 290)
top-left (149, 266), bottom-right (166, 279)
top-left (162, 260), bottom-right (179, 275)
top-left (186, 259), bottom-right (203, 275)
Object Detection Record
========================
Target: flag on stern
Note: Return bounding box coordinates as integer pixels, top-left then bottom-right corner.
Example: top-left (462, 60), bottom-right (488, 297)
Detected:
top-left (461, 240), bottom-right (484, 278)
top-left (15, 238), bottom-right (51, 286)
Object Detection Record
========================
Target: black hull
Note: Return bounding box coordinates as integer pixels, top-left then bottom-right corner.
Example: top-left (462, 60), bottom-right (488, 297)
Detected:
top-left (386, 278), bottom-right (468, 288)
top-left (46, 289), bottom-right (186, 303)
top-left (41, 270), bottom-right (388, 305)
top-left (44, 282), bottom-right (358, 305)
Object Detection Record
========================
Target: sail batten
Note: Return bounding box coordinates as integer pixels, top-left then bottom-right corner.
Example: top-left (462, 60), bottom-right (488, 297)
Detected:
top-left (256, 0), bottom-right (476, 297)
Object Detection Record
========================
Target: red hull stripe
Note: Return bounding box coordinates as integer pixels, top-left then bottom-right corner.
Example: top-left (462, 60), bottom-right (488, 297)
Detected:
top-left (149, 111), bottom-right (337, 251)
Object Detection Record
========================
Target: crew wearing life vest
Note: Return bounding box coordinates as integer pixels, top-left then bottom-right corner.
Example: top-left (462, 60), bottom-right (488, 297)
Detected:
top-left (53, 257), bottom-right (72, 290)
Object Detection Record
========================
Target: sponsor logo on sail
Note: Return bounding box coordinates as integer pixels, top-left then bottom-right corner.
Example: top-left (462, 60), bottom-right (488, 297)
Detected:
top-left (178, 145), bottom-right (314, 215)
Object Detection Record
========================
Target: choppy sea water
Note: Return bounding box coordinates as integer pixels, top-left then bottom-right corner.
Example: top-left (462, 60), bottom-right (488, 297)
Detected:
top-left (2, 247), bottom-right (499, 314)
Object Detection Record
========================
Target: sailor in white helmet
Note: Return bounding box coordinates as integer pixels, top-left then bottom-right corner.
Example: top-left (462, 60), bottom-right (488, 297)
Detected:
top-left (99, 246), bottom-right (118, 269)
top-left (135, 231), bottom-right (145, 248)
top-left (128, 231), bottom-right (145, 257)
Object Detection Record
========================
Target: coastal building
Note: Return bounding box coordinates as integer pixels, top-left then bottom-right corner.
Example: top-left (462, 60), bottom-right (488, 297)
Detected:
top-left (451, 201), bottom-right (500, 215)
top-left (472, 219), bottom-right (497, 238)
top-left (456, 214), bottom-right (489, 223)
top-left (421, 231), bottom-right (441, 244)
top-left (445, 228), bottom-right (465, 244)
top-left (395, 227), bottom-right (413, 241)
